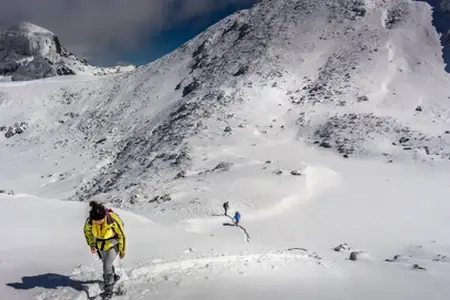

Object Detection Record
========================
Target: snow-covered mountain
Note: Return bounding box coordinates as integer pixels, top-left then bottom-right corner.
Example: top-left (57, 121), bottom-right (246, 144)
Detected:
top-left (0, 0), bottom-right (449, 204)
top-left (2, 1), bottom-right (450, 299)
top-left (0, 0), bottom-right (448, 206)
top-left (0, 22), bottom-right (135, 81)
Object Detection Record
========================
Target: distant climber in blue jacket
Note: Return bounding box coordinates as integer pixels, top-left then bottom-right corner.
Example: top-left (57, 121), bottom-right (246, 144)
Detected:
top-left (233, 211), bottom-right (241, 226)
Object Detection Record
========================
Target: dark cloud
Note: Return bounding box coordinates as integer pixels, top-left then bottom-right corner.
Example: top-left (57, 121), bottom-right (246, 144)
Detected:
top-left (0, 0), bottom-right (254, 61)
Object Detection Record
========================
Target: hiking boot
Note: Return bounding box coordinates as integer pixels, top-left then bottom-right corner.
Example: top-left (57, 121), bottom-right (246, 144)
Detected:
top-left (101, 289), bottom-right (113, 300)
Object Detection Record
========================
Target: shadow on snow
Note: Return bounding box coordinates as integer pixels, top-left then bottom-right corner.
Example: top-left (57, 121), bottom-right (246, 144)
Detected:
top-left (6, 273), bottom-right (100, 292)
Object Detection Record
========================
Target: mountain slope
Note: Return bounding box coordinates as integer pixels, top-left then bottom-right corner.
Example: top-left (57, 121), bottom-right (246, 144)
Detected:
top-left (0, 0), bottom-right (449, 208)
top-left (0, 22), bottom-right (135, 81)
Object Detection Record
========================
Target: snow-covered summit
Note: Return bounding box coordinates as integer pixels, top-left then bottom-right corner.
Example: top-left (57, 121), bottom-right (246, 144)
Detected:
top-left (0, 21), bottom-right (135, 81)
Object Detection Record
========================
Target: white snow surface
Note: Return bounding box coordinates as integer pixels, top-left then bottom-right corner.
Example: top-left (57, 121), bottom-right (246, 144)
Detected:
top-left (1, 0), bottom-right (450, 299)
top-left (0, 22), bottom-right (135, 81)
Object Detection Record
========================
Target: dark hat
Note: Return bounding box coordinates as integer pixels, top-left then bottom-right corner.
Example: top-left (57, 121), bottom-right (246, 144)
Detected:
top-left (89, 201), bottom-right (106, 220)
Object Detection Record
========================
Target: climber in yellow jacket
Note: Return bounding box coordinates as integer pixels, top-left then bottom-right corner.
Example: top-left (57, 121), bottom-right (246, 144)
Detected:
top-left (83, 201), bottom-right (126, 297)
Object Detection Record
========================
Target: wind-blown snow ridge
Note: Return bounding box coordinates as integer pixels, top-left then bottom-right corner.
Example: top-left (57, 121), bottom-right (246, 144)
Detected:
top-left (0, 22), bottom-right (135, 81)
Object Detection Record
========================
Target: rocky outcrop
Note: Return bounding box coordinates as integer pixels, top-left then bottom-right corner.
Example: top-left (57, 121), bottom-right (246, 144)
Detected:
top-left (0, 22), bottom-right (135, 81)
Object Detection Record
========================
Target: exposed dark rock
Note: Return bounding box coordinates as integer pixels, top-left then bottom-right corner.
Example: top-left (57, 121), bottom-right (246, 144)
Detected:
top-left (334, 243), bottom-right (351, 252)
top-left (64, 112), bottom-right (79, 118)
top-left (95, 138), bottom-right (107, 145)
top-left (287, 247), bottom-right (308, 252)
top-left (385, 254), bottom-right (411, 262)
top-left (415, 106), bottom-right (422, 112)
top-left (399, 137), bottom-right (409, 144)
top-left (149, 194), bottom-right (172, 204)
top-left (357, 95), bottom-right (369, 102)
top-left (290, 169), bottom-right (302, 176)
top-left (193, 40), bottom-right (207, 57)
top-left (237, 24), bottom-right (251, 40)
top-left (198, 161), bottom-right (234, 175)
top-left (182, 79), bottom-right (200, 97)
top-left (319, 141), bottom-right (332, 148)
top-left (0, 189), bottom-right (15, 195)
top-left (4, 121), bottom-right (28, 138)
top-left (412, 264), bottom-right (426, 270)
top-left (385, 7), bottom-right (404, 30)
top-left (432, 254), bottom-right (448, 262)
top-left (175, 170), bottom-right (186, 179)
top-left (161, 194), bottom-right (172, 202)
top-left (222, 21), bottom-right (238, 36)
top-left (233, 65), bottom-right (249, 76)
top-left (349, 251), bottom-right (370, 261)
top-left (213, 162), bottom-right (233, 172)
top-left (224, 126), bottom-right (232, 133)
top-left (352, 6), bottom-right (366, 17)
top-left (56, 64), bottom-right (75, 76)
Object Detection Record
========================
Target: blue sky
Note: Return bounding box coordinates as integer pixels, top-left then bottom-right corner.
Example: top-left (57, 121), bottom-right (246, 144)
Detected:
top-left (110, 2), bottom-right (255, 66)
top-left (0, 0), bottom-right (257, 68)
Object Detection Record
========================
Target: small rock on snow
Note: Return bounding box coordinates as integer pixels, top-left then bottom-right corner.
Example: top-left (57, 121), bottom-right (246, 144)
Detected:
top-left (412, 264), bottom-right (426, 271)
top-left (334, 243), bottom-right (351, 252)
top-left (357, 95), bottom-right (369, 102)
top-left (290, 170), bottom-right (302, 176)
top-left (349, 251), bottom-right (371, 261)
top-left (399, 137), bottom-right (409, 144)
top-left (175, 170), bottom-right (186, 179)
top-left (0, 189), bottom-right (15, 195)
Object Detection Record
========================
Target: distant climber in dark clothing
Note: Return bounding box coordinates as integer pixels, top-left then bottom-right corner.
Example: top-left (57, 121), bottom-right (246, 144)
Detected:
top-left (223, 201), bottom-right (229, 215)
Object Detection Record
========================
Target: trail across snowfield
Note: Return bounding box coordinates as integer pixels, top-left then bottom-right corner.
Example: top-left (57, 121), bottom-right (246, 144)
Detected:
top-left (179, 164), bottom-right (340, 240)
top-left (37, 248), bottom-right (336, 300)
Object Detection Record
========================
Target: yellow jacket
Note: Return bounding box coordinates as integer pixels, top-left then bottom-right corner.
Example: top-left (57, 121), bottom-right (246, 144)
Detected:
top-left (83, 210), bottom-right (126, 256)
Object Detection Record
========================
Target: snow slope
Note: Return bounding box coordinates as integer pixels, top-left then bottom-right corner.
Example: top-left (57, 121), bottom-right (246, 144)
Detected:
top-left (0, 22), bottom-right (135, 81)
top-left (2, 0), bottom-right (450, 299)
top-left (2, 153), bottom-right (450, 300)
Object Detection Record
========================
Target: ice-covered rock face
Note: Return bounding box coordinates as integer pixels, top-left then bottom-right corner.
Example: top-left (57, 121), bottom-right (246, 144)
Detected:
top-left (0, 22), bottom-right (60, 60)
top-left (0, 22), bottom-right (135, 81)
